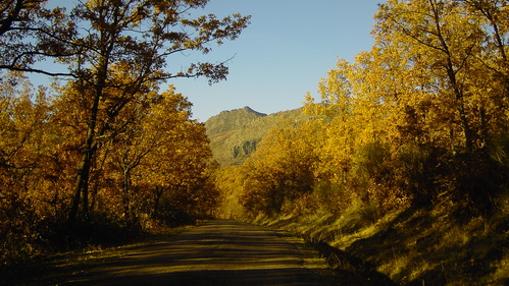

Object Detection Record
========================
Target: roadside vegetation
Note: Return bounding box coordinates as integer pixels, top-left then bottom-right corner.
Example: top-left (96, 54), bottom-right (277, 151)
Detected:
top-left (215, 1), bottom-right (509, 284)
top-left (2, 0), bottom-right (509, 285)
top-left (0, 0), bottom-right (249, 266)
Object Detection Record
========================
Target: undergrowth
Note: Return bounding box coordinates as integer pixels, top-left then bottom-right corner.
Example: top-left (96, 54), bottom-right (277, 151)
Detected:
top-left (249, 192), bottom-right (509, 285)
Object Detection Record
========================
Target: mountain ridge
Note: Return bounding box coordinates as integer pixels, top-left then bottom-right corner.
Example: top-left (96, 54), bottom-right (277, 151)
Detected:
top-left (205, 106), bottom-right (304, 166)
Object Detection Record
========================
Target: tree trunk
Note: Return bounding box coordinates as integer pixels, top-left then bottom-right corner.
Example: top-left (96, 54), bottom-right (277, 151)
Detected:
top-left (488, 15), bottom-right (509, 103)
top-left (68, 51), bottom-right (109, 224)
top-left (122, 169), bottom-right (131, 224)
top-left (429, 0), bottom-right (474, 153)
top-left (449, 126), bottom-right (456, 154)
top-left (90, 174), bottom-right (99, 213)
top-left (452, 79), bottom-right (474, 153)
top-left (153, 186), bottom-right (164, 216)
top-left (479, 105), bottom-right (488, 149)
top-left (68, 93), bottom-right (100, 224)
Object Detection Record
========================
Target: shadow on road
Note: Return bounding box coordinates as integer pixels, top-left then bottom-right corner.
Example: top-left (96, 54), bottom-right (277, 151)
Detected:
top-left (24, 220), bottom-right (372, 285)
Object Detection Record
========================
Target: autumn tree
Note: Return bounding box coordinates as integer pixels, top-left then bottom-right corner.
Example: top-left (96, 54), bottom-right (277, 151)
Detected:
top-left (0, 75), bottom-right (54, 262)
top-left (241, 123), bottom-right (320, 215)
top-left (35, 0), bottom-right (250, 223)
top-left (235, 0), bottom-right (509, 218)
top-left (0, 0), bottom-right (77, 76)
top-left (137, 90), bottom-right (217, 221)
top-left (459, 0), bottom-right (509, 96)
top-left (102, 86), bottom-right (216, 224)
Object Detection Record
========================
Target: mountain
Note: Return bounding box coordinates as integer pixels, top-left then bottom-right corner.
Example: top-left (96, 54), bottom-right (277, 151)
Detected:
top-left (205, 106), bottom-right (304, 166)
top-left (205, 106), bottom-right (267, 135)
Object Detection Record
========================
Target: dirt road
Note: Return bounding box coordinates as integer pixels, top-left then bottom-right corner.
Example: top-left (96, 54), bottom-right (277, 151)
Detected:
top-left (31, 220), bottom-right (341, 285)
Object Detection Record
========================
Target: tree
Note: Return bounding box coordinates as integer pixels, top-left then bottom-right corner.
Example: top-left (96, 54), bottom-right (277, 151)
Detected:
top-left (376, 0), bottom-right (486, 153)
top-left (459, 0), bottom-right (508, 79)
top-left (105, 86), bottom-right (209, 223)
top-left (0, 75), bottom-right (54, 263)
top-left (50, 0), bottom-right (250, 223)
top-left (136, 90), bottom-right (216, 220)
top-left (0, 0), bottom-right (76, 76)
top-left (241, 124), bottom-right (319, 215)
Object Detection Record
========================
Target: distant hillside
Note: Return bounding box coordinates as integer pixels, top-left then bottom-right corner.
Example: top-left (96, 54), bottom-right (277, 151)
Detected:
top-left (205, 106), bottom-right (267, 135)
top-left (205, 106), bottom-right (305, 166)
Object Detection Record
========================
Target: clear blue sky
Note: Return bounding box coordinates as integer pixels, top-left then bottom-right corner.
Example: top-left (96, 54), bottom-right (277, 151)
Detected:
top-left (170, 0), bottom-right (381, 121)
top-left (33, 1), bottom-right (381, 121)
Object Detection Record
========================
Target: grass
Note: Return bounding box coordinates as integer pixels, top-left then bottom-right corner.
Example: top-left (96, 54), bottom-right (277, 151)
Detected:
top-left (490, 254), bottom-right (509, 284)
top-left (248, 193), bottom-right (509, 285)
top-left (377, 254), bottom-right (410, 280)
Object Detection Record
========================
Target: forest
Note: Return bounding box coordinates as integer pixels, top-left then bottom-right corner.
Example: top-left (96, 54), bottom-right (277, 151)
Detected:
top-left (0, 0), bottom-right (249, 265)
top-left (214, 0), bottom-right (509, 284)
top-left (1, 0), bottom-right (509, 285)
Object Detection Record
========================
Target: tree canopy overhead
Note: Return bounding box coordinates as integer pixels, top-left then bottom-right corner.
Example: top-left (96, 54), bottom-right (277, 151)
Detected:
top-left (0, 0), bottom-right (250, 80)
